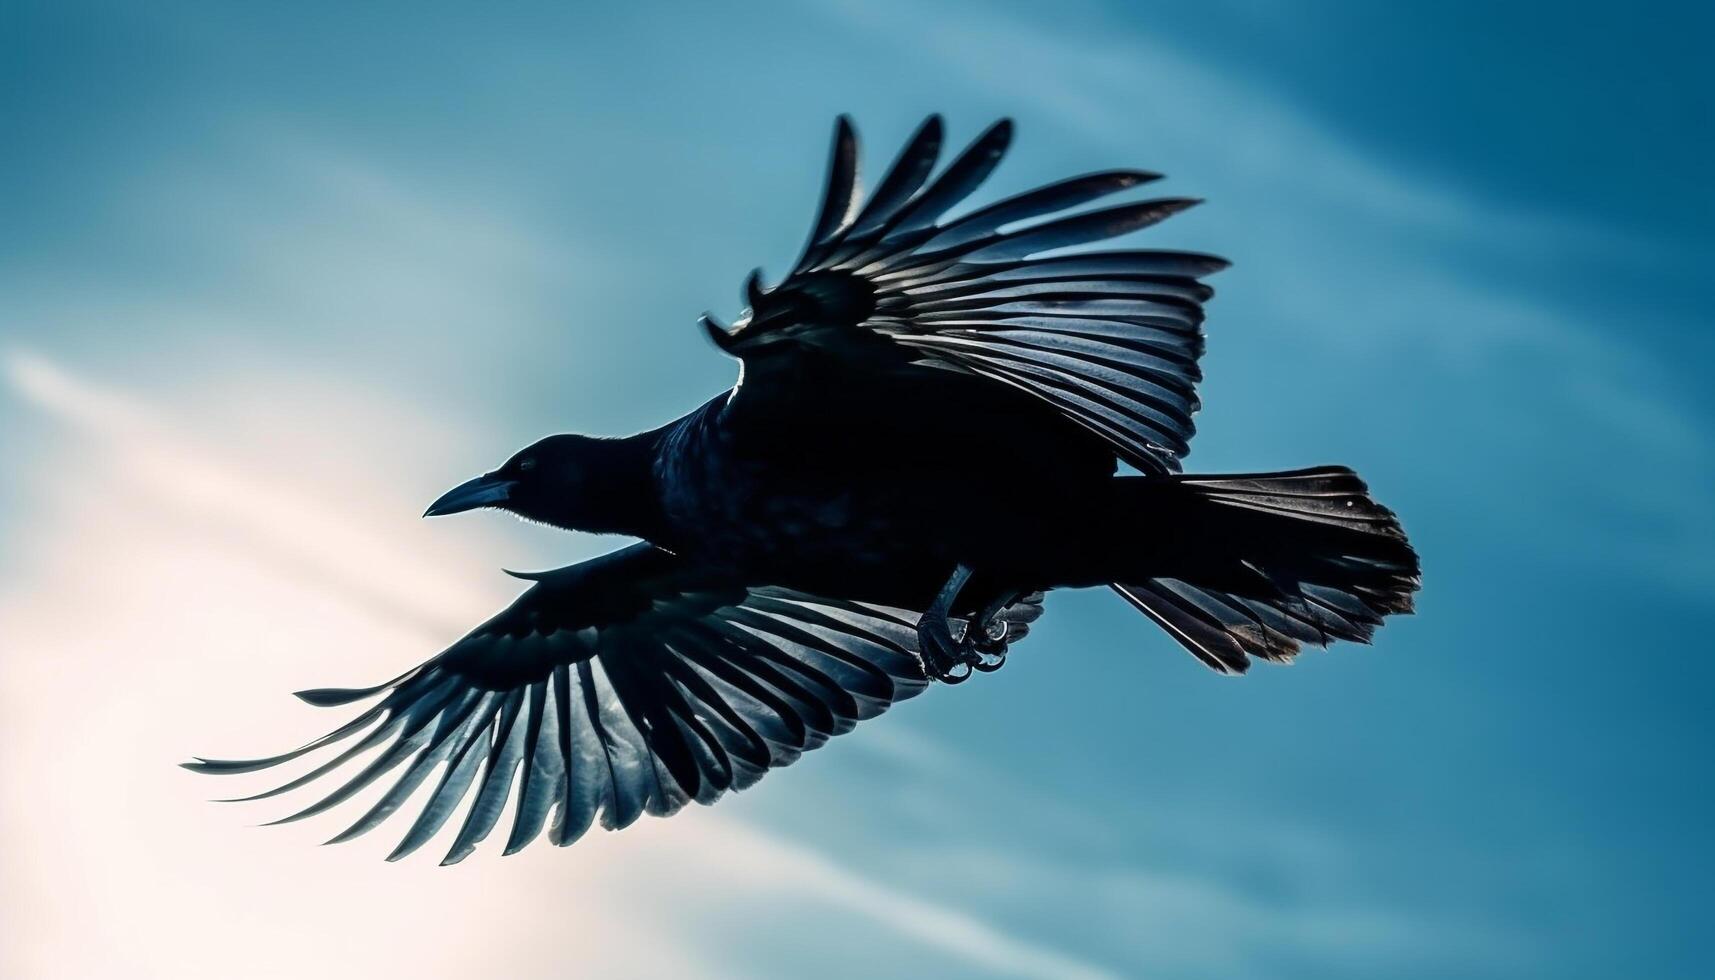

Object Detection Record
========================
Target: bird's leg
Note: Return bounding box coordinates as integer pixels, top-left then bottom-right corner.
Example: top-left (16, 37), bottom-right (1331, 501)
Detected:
top-left (918, 564), bottom-right (976, 683)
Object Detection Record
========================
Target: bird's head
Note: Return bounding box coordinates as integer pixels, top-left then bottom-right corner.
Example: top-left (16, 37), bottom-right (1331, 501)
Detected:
top-left (424, 434), bottom-right (621, 531)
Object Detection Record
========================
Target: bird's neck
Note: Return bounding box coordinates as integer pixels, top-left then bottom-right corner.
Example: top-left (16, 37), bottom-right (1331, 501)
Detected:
top-left (566, 430), bottom-right (667, 539)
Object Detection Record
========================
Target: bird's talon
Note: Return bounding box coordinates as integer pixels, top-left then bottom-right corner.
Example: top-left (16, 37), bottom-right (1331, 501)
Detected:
top-left (972, 618), bottom-right (1008, 653)
top-left (939, 661), bottom-right (974, 684)
top-left (917, 616), bottom-right (982, 683)
top-left (918, 612), bottom-right (1013, 682)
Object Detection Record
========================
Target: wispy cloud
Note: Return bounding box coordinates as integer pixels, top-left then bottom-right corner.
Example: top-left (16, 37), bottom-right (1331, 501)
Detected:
top-left (692, 820), bottom-right (1119, 980)
top-left (818, 0), bottom-right (1644, 253)
top-left (2, 350), bottom-right (486, 636)
top-left (840, 713), bottom-right (1522, 977)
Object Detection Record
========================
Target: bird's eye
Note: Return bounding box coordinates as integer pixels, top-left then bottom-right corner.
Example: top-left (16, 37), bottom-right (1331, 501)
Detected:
top-left (517, 456), bottom-right (537, 473)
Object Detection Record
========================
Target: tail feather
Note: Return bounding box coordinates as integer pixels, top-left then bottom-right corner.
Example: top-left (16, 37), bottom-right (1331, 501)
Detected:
top-left (1114, 467), bottom-right (1419, 673)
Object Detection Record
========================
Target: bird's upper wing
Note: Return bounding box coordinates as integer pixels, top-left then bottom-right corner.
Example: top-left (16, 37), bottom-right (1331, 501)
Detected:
top-left (705, 115), bottom-right (1227, 474)
top-left (186, 543), bottom-right (1040, 864)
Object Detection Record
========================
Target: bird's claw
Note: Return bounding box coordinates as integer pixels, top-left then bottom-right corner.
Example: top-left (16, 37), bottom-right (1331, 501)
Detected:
top-left (917, 615), bottom-right (1008, 683)
top-left (970, 618), bottom-right (1010, 673)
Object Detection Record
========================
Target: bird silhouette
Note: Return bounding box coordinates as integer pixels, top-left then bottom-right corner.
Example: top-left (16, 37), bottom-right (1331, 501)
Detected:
top-left (188, 116), bottom-right (1420, 864)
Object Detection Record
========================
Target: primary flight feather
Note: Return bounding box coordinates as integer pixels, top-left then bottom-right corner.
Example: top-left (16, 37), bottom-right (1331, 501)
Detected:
top-left (188, 116), bottom-right (1420, 864)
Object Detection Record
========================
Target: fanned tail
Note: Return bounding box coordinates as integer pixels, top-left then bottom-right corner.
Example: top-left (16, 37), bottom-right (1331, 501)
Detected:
top-left (1110, 467), bottom-right (1420, 673)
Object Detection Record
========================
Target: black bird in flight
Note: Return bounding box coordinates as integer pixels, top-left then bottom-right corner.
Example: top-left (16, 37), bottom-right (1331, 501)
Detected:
top-left (189, 116), bottom-right (1420, 864)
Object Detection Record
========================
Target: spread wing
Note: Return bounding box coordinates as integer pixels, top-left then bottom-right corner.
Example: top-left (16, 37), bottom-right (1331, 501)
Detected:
top-left (186, 544), bottom-right (1041, 864)
top-left (705, 115), bottom-right (1227, 475)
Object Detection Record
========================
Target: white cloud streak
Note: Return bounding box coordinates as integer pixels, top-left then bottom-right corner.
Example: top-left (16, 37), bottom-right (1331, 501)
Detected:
top-left (821, 0), bottom-right (1654, 258)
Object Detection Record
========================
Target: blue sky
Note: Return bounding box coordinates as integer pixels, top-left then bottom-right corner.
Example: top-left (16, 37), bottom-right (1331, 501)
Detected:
top-left (1, 1), bottom-right (1709, 977)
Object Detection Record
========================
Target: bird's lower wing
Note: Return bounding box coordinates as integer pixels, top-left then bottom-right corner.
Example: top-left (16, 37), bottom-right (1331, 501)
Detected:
top-left (708, 116), bottom-right (1226, 474)
top-left (186, 543), bottom-right (1040, 864)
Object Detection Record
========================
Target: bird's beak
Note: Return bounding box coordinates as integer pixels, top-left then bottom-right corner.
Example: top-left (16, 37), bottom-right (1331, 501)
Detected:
top-left (424, 474), bottom-right (516, 517)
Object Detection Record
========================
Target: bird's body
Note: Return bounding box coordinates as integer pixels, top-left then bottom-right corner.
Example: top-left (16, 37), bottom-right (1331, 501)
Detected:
top-left (190, 116), bottom-right (1421, 864)
top-left (649, 367), bottom-right (1114, 611)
